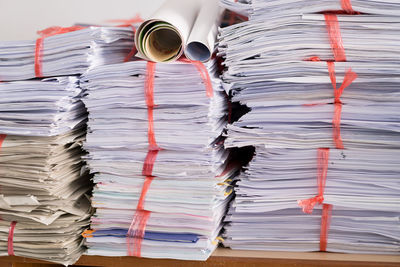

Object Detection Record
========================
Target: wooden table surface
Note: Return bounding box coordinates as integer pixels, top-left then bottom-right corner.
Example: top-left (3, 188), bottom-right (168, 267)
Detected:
top-left (1, 248), bottom-right (399, 267)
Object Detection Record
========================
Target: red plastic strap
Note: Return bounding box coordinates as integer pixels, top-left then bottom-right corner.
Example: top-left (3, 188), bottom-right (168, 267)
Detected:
top-left (127, 210), bottom-right (151, 257)
top-left (127, 168), bottom-right (158, 256)
top-left (107, 15), bottom-right (143, 62)
top-left (341, 0), bottom-right (355, 13)
top-left (124, 25), bottom-right (138, 62)
top-left (229, 1), bottom-right (238, 26)
top-left (228, 0), bottom-right (248, 23)
top-left (136, 176), bottom-right (155, 212)
top-left (107, 14), bottom-right (143, 26)
top-left (179, 58), bottom-right (214, 98)
top-left (34, 26), bottom-right (86, 78)
top-left (144, 61), bottom-right (160, 150)
top-left (298, 148), bottom-right (330, 214)
top-left (320, 204), bottom-right (333, 251)
top-left (126, 163), bottom-right (158, 257)
top-left (145, 62), bottom-right (156, 108)
top-left (332, 103), bottom-right (345, 149)
top-left (306, 56), bottom-right (322, 62)
top-left (0, 134), bottom-right (6, 151)
top-left (34, 38), bottom-right (45, 77)
top-left (126, 61), bottom-right (161, 257)
top-left (327, 62), bottom-right (358, 149)
top-left (8, 221), bottom-right (17, 256)
top-left (146, 107), bottom-right (159, 150)
top-left (304, 58), bottom-right (358, 148)
top-left (142, 150), bottom-right (160, 177)
top-left (324, 14), bottom-right (346, 62)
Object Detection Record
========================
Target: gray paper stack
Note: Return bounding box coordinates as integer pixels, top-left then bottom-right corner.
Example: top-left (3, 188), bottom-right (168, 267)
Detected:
top-left (81, 60), bottom-right (240, 260)
top-left (0, 77), bottom-right (91, 265)
top-left (219, 0), bottom-right (400, 254)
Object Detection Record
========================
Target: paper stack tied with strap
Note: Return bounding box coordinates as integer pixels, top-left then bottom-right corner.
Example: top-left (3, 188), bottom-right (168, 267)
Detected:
top-left (81, 59), bottom-right (241, 260)
top-left (0, 24), bottom-right (139, 81)
top-left (0, 77), bottom-right (92, 265)
top-left (219, 0), bottom-right (400, 254)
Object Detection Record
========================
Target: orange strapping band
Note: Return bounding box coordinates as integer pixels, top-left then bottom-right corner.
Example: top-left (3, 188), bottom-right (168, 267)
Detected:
top-left (124, 26), bottom-right (138, 62)
top-left (0, 134), bottom-right (6, 150)
top-left (179, 58), bottom-right (214, 98)
top-left (142, 150), bottom-right (159, 177)
top-left (327, 62), bottom-right (358, 149)
top-left (127, 209), bottom-right (151, 257)
top-left (324, 14), bottom-right (346, 62)
top-left (127, 159), bottom-right (159, 257)
top-left (320, 204), bottom-right (333, 251)
top-left (341, 0), bottom-right (355, 13)
top-left (107, 14), bottom-right (143, 25)
top-left (136, 176), bottom-right (155, 212)
top-left (107, 15), bottom-right (144, 62)
top-left (144, 61), bottom-right (156, 108)
top-left (144, 61), bottom-right (159, 150)
top-left (298, 148), bottom-right (330, 214)
top-left (229, 0), bottom-right (238, 25)
top-left (34, 26), bottom-right (86, 78)
top-left (82, 229), bottom-right (96, 238)
top-left (8, 221), bottom-right (17, 256)
top-left (127, 61), bottom-right (161, 257)
top-left (304, 57), bottom-right (357, 148)
top-left (228, 0), bottom-right (248, 23)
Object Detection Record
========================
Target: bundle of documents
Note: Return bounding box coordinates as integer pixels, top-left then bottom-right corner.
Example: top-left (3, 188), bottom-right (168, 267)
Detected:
top-left (0, 26), bottom-right (136, 81)
top-left (219, 0), bottom-right (400, 254)
top-left (224, 146), bottom-right (400, 254)
top-left (220, 0), bottom-right (400, 17)
top-left (0, 77), bottom-right (91, 264)
top-left (219, 14), bottom-right (400, 67)
top-left (81, 60), bottom-right (239, 260)
top-left (224, 60), bottom-right (400, 149)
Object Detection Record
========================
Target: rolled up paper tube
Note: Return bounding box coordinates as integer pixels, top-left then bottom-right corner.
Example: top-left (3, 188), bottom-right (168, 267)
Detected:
top-left (185, 0), bottom-right (223, 62)
top-left (135, 0), bottom-right (202, 62)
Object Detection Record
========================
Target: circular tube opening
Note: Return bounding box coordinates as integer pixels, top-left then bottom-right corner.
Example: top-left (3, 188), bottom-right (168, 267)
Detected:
top-left (146, 27), bottom-right (182, 62)
top-left (185, 41), bottom-right (211, 62)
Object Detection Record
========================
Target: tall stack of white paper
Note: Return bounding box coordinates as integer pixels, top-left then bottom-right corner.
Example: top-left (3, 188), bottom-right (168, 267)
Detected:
top-left (0, 77), bottom-right (91, 265)
top-left (219, 0), bottom-right (400, 254)
top-left (81, 60), bottom-right (240, 260)
top-left (0, 26), bottom-right (136, 81)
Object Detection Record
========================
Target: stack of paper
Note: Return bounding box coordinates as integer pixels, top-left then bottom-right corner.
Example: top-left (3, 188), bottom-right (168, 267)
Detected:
top-left (81, 60), bottom-right (240, 260)
top-left (0, 26), bottom-right (136, 81)
top-left (220, 0), bottom-right (400, 17)
top-left (224, 61), bottom-right (400, 149)
top-left (224, 146), bottom-right (400, 254)
top-left (219, 1), bottom-right (400, 254)
top-left (0, 77), bottom-right (91, 265)
top-left (219, 15), bottom-right (400, 68)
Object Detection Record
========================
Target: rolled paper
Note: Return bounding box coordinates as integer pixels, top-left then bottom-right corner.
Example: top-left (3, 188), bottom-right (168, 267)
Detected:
top-left (135, 0), bottom-right (202, 62)
top-left (185, 0), bottom-right (223, 62)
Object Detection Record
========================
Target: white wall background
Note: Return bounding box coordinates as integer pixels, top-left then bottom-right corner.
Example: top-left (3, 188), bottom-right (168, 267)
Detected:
top-left (0, 0), bottom-right (165, 41)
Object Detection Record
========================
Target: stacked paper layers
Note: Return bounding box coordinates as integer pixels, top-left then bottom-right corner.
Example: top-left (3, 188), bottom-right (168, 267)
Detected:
top-left (82, 60), bottom-right (239, 260)
top-left (224, 61), bottom-right (400, 149)
top-left (0, 26), bottom-right (135, 81)
top-left (219, 1), bottom-right (400, 254)
top-left (220, 0), bottom-right (400, 17)
top-left (0, 77), bottom-right (91, 265)
top-left (224, 147), bottom-right (400, 254)
top-left (219, 15), bottom-right (400, 67)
